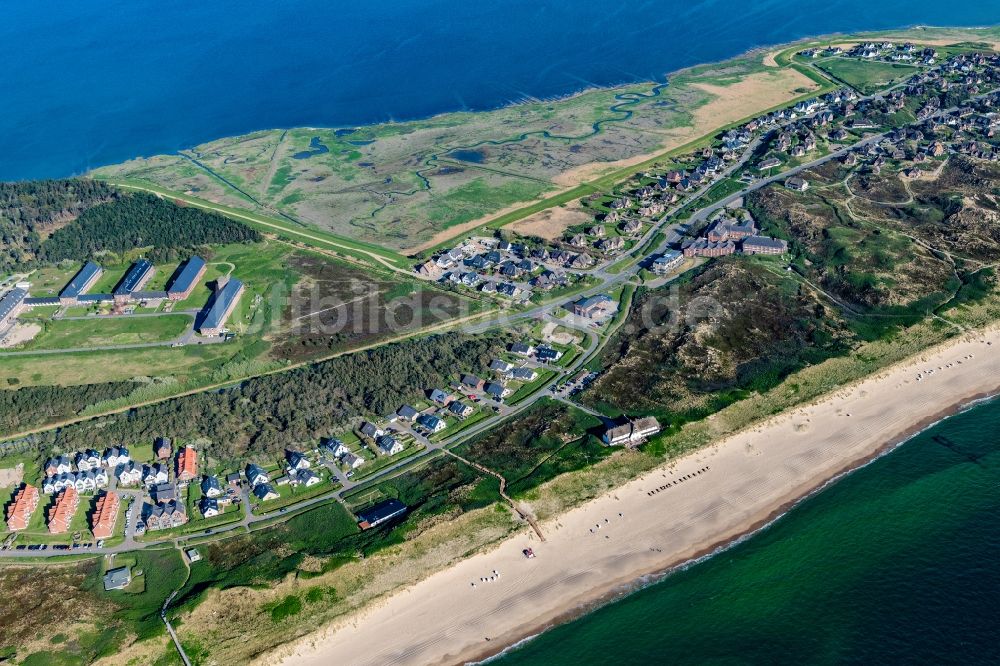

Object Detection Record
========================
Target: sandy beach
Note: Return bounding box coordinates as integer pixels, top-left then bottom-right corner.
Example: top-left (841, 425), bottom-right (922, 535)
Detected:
top-left (275, 327), bottom-right (1000, 666)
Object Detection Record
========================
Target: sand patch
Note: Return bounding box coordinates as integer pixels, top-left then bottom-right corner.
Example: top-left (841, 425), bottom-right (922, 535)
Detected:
top-left (0, 463), bottom-right (24, 488)
top-left (763, 50), bottom-right (780, 67)
top-left (508, 201), bottom-right (592, 240)
top-left (0, 322), bottom-right (41, 349)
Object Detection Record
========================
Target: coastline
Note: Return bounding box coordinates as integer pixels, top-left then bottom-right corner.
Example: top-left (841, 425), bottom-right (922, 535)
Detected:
top-left (272, 326), bottom-right (1000, 666)
top-left (464, 388), bottom-right (1000, 666)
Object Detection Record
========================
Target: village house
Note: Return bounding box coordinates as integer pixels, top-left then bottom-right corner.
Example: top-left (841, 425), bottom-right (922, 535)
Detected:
top-left (253, 484), bottom-right (279, 502)
top-left (103, 446), bottom-right (130, 469)
top-left (341, 451), bottom-right (365, 470)
top-left (153, 482), bottom-right (177, 503)
top-left (176, 446), bottom-right (198, 483)
top-left (429, 388), bottom-right (450, 405)
top-left (568, 234), bottom-right (588, 248)
top-left (510, 341), bottom-right (535, 356)
top-left (359, 421), bottom-right (384, 440)
top-left (44, 455), bottom-right (73, 476)
top-left (784, 176), bottom-right (810, 192)
top-left (144, 500), bottom-right (188, 530)
top-left (42, 473), bottom-right (75, 495)
top-left (535, 346), bottom-right (563, 363)
top-left (417, 414), bottom-right (446, 434)
top-left (758, 157), bottom-right (781, 170)
top-left (48, 487), bottom-right (80, 534)
top-left (74, 450), bottom-right (101, 472)
top-left (489, 358), bottom-right (513, 374)
top-left (116, 461), bottom-right (142, 486)
top-left (293, 469), bottom-right (321, 487)
top-left (286, 450), bottom-right (310, 472)
top-left (142, 463), bottom-right (168, 488)
top-left (395, 405), bottom-right (419, 422)
top-left (154, 437), bottom-right (172, 460)
top-left (5, 484), bottom-right (39, 531)
top-left (461, 374), bottom-right (485, 390)
top-left (103, 566), bottom-right (132, 591)
top-left (448, 401), bottom-right (474, 418)
top-left (484, 382), bottom-right (512, 400)
top-left (602, 417), bottom-right (662, 447)
top-left (620, 219), bottom-right (642, 235)
top-left (598, 236), bottom-right (625, 253)
top-left (246, 463), bottom-right (270, 487)
top-left (200, 497), bottom-right (220, 518)
top-left (226, 472), bottom-right (242, 486)
top-left (377, 433), bottom-right (406, 454)
top-left (201, 475), bottom-right (224, 498)
top-left (510, 367), bottom-right (538, 382)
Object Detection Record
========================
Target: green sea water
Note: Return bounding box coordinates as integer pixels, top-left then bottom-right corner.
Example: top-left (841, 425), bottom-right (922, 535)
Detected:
top-left (496, 398), bottom-right (1000, 665)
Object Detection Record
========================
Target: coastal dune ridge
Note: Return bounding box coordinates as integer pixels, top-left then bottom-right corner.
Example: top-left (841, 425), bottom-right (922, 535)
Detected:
top-left (271, 326), bottom-right (1000, 666)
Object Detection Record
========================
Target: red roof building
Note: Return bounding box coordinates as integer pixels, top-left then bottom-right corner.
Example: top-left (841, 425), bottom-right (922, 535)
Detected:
top-left (48, 487), bottom-right (80, 534)
top-left (176, 446), bottom-right (198, 482)
top-left (5, 484), bottom-right (40, 531)
top-left (91, 491), bottom-right (120, 539)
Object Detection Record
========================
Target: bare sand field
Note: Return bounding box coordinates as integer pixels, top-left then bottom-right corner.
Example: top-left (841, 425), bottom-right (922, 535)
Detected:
top-left (508, 202), bottom-right (592, 240)
top-left (273, 326), bottom-right (1000, 666)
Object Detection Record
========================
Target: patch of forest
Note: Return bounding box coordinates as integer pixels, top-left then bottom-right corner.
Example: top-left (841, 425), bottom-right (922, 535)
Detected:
top-left (0, 179), bottom-right (260, 270)
top-left (15, 333), bottom-right (507, 460)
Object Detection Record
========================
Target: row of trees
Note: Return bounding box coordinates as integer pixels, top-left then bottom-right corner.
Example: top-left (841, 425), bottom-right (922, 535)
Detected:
top-left (0, 380), bottom-right (140, 436)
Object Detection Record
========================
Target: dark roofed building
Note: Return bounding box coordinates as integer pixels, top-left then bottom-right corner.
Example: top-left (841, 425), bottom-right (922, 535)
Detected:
top-left (356, 498), bottom-right (408, 529)
top-left (197, 278), bottom-right (245, 336)
top-left (103, 566), bottom-right (132, 591)
top-left (167, 256), bottom-right (207, 300)
top-left (114, 259), bottom-right (155, 300)
top-left (742, 236), bottom-right (789, 255)
top-left (60, 261), bottom-right (102, 304)
top-left (0, 287), bottom-right (27, 329)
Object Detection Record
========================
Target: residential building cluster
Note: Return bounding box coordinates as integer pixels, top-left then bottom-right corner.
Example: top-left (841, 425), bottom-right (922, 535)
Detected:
top-left (682, 212), bottom-right (788, 258)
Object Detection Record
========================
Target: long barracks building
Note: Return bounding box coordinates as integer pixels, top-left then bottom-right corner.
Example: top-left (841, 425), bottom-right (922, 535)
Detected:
top-left (197, 277), bottom-right (244, 336)
top-left (166, 256), bottom-right (206, 301)
top-left (113, 259), bottom-right (156, 304)
top-left (59, 261), bottom-right (103, 305)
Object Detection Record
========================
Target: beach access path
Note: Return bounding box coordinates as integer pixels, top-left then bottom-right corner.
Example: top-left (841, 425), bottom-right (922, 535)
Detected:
top-left (276, 327), bottom-right (1000, 666)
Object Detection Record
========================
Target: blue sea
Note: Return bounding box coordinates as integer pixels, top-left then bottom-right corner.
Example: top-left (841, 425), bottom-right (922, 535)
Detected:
top-left (496, 397), bottom-right (1000, 665)
top-left (2, 1), bottom-right (1000, 180)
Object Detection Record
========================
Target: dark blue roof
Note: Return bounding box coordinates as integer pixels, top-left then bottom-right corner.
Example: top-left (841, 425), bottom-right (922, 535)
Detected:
top-left (198, 278), bottom-right (244, 331)
top-left (356, 499), bottom-right (407, 526)
top-left (24, 296), bottom-right (60, 306)
top-left (114, 260), bottom-right (154, 296)
top-left (60, 261), bottom-right (102, 298)
top-left (0, 288), bottom-right (27, 321)
top-left (167, 256), bottom-right (206, 296)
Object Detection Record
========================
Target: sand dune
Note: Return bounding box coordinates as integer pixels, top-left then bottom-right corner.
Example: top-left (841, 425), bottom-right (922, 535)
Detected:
top-left (274, 327), bottom-right (1000, 666)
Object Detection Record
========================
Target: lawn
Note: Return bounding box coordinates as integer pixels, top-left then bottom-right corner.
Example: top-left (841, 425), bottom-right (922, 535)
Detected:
top-left (14, 314), bottom-right (192, 351)
top-left (815, 58), bottom-right (919, 94)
